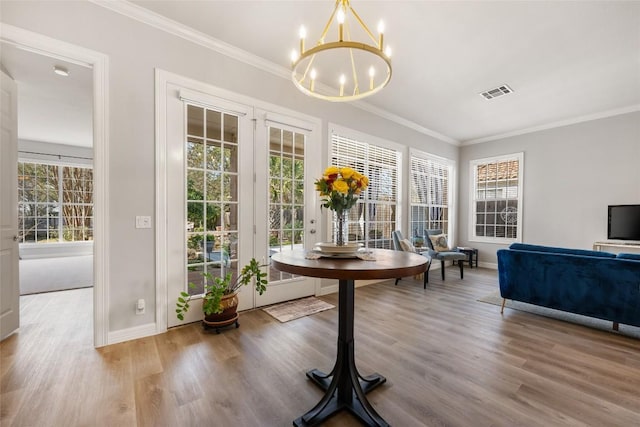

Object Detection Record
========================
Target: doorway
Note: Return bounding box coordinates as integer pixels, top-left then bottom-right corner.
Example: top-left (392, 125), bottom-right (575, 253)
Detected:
top-left (0, 25), bottom-right (108, 346)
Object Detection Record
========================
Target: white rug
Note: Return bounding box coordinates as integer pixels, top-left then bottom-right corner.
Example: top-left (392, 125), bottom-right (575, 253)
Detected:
top-left (263, 296), bottom-right (335, 323)
top-left (478, 291), bottom-right (640, 339)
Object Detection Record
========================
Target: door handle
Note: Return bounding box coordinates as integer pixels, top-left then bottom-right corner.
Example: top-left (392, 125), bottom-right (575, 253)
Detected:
top-left (309, 229), bottom-right (316, 234)
top-left (13, 235), bottom-right (19, 242)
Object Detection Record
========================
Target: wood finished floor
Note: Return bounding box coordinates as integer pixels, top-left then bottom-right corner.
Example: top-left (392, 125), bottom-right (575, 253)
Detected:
top-left (2, 267), bottom-right (639, 426)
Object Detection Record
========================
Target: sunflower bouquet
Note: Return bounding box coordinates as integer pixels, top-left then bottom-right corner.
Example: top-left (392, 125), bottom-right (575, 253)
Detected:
top-left (314, 166), bottom-right (369, 213)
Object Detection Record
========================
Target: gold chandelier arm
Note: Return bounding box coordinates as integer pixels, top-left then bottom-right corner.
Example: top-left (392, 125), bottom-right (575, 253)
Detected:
top-left (299, 53), bottom-right (318, 85)
top-left (348, 5), bottom-right (379, 46)
top-left (350, 48), bottom-right (359, 95)
top-left (346, 23), bottom-right (360, 95)
top-left (319, 0), bottom-right (343, 42)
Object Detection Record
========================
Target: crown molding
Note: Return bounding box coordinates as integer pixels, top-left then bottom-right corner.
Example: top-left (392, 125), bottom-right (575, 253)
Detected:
top-left (462, 104), bottom-right (640, 146)
top-left (90, 0), bottom-right (288, 80)
top-left (89, 0), bottom-right (457, 146)
top-left (352, 100), bottom-right (459, 145)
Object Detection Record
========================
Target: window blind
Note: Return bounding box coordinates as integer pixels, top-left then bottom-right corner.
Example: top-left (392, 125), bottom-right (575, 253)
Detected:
top-left (330, 132), bottom-right (400, 248)
top-left (410, 153), bottom-right (451, 239)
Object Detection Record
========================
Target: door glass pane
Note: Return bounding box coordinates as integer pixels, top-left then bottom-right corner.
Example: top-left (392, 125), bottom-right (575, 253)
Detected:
top-left (223, 114), bottom-right (238, 143)
top-left (185, 105), bottom-right (240, 296)
top-left (187, 137), bottom-right (204, 168)
top-left (268, 126), bottom-right (305, 282)
top-left (187, 170), bottom-right (204, 201)
top-left (187, 105), bottom-right (204, 137)
top-left (223, 145), bottom-right (238, 173)
top-left (206, 110), bottom-right (221, 140)
top-left (206, 140), bottom-right (222, 171)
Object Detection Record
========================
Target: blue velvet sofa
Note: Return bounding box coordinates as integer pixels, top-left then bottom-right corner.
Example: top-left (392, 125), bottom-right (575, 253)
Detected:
top-left (497, 243), bottom-right (640, 328)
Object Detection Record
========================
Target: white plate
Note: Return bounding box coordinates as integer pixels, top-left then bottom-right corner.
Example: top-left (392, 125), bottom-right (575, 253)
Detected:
top-left (315, 242), bottom-right (362, 254)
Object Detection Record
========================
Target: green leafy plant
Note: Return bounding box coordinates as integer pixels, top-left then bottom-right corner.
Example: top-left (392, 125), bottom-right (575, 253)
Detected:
top-left (175, 258), bottom-right (267, 320)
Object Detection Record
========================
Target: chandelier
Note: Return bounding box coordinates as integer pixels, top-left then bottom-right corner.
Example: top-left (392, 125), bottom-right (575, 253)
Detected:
top-left (290, 0), bottom-right (392, 102)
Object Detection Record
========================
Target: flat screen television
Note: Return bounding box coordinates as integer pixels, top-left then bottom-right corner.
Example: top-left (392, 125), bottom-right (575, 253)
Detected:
top-left (607, 205), bottom-right (640, 241)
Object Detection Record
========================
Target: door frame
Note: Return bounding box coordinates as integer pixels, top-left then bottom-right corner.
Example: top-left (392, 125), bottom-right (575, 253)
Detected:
top-left (155, 69), bottom-right (322, 331)
top-left (0, 24), bottom-right (110, 347)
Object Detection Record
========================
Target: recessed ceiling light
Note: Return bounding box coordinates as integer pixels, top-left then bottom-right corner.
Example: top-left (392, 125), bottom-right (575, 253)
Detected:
top-left (53, 66), bottom-right (69, 77)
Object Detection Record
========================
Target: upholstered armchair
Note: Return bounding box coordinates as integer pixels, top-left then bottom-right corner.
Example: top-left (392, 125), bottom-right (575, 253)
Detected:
top-left (391, 230), bottom-right (432, 288)
top-left (424, 229), bottom-right (466, 280)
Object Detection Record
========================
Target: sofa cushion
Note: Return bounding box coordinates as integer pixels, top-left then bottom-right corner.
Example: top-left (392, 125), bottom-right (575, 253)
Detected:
top-left (508, 243), bottom-right (616, 258)
top-left (428, 234), bottom-right (449, 252)
top-left (617, 253), bottom-right (640, 261)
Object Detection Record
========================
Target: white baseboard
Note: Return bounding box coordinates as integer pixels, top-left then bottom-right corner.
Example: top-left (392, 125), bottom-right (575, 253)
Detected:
top-left (107, 322), bottom-right (157, 345)
top-left (478, 261), bottom-right (498, 270)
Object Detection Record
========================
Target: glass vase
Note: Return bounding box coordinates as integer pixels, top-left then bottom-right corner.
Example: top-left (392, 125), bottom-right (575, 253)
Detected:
top-left (333, 209), bottom-right (349, 246)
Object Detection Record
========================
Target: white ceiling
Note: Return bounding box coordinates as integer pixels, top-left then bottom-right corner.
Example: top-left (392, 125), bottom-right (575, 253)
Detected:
top-left (128, 0), bottom-right (640, 144)
top-left (3, 1), bottom-right (638, 147)
top-left (0, 42), bottom-right (93, 148)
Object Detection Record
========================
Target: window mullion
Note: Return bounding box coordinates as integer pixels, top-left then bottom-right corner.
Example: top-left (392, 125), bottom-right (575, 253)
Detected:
top-left (58, 165), bottom-right (63, 242)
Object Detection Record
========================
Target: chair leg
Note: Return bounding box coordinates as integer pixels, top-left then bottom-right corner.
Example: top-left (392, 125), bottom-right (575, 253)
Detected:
top-left (500, 298), bottom-right (506, 314)
top-left (395, 278), bottom-right (400, 286)
top-left (423, 263), bottom-right (430, 289)
top-left (440, 259), bottom-right (445, 280)
top-left (459, 260), bottom-right (464, 279)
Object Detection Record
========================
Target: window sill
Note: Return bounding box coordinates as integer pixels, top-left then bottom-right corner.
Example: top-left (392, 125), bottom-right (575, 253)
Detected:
top-left (468, 237), bottom-right (520, 245)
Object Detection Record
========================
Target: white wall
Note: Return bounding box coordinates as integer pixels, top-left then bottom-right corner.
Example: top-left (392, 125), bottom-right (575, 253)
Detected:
top-left (458, 111), bottom-right (640, 266)
top-left (0, 1), bottom-right (457, 336)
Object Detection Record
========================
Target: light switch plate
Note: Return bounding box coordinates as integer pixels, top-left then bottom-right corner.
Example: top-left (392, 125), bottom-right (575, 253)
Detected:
top-left (135, 216), bottom-right (152, 229)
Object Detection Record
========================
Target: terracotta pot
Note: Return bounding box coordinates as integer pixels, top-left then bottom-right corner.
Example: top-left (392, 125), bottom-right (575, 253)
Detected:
top-left (204, 292), bottom-right (238, 323)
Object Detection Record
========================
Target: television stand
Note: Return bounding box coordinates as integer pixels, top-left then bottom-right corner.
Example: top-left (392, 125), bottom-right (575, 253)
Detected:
top-left (593, 241), bottom-right (640, 253)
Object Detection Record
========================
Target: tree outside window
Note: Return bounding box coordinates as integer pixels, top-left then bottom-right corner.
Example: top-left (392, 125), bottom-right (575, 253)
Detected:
top-left (18, 161), bottom-right (93, 243)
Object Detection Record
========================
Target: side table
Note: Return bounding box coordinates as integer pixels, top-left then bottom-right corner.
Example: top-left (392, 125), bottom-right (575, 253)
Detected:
top-left (456, 247), bottom-right (478, 268)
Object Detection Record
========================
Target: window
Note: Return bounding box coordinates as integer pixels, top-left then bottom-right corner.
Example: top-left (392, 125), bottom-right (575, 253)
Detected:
top-left (18, 161), bottom-right (93, 243)
top-left (410, 152), bottom-right (454, 240)
top-left (330, 130), bottom-right (401, 249)
top-left (470, 153), bottom-right (523, 243)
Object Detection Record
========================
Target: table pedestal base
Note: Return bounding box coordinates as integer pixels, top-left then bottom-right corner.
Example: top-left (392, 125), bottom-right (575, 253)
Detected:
top-left (293, 279), bottom-right (390, 427)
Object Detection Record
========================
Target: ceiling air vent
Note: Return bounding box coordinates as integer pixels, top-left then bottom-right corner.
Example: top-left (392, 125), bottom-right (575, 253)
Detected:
top-left (480, 84), bottom-right (513, 100)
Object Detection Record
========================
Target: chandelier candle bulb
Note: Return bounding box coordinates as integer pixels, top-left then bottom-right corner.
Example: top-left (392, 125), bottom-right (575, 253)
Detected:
top-left (378, 21), bottom-right (384, 49)
top-left (337, 8), bottom-right (345, 41)
top-left (299, 26), bottom-right (306, 53)
top-left (339, 74), bottom-right (346, 96)
top-left (369, 67), bottom-right (375, 90)
top-left (310, 69), bottom-right (317, 92)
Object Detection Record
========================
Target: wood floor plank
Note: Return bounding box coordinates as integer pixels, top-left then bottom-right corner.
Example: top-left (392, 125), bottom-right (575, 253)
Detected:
top-left (2, 267), bottom-right (639, 426)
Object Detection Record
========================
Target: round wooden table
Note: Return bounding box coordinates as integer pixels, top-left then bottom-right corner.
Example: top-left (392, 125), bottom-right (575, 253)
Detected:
top-left (271, 249), bottom-right (429, 427)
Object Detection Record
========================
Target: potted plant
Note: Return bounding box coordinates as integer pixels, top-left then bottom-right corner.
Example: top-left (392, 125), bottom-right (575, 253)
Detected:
top-left (175, 258), bottom-right (268, 333)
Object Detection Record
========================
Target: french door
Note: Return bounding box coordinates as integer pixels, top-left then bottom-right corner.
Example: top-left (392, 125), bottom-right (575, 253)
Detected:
top-left (164, 82), bottom-right (319, 328)
top-left (254, 110), bottom-right (319, 307)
